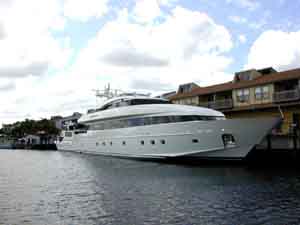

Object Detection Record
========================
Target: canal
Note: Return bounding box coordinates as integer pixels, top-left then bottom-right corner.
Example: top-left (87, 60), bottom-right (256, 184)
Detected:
top-left (1, 150), bottom-right (300, 225)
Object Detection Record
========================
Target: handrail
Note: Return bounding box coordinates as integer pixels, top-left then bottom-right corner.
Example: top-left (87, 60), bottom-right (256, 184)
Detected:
top-left (273, 89), bottom-right (300, 102)
top-left (200, 99), bottom-right (233, 109)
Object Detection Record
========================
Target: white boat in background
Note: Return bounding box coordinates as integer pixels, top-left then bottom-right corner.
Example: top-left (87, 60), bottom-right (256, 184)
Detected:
top-left (56, 87), bottom-right (281, 160)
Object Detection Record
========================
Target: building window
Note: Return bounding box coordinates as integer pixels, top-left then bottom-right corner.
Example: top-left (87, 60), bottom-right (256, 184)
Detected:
top-left (255, 86), bottom-right (269, 100)
top-left (65, 131), bottom-right (73, 137)
top-left (255, 87), bottom-right (262, 100)
top-left (236, 89), bottom-right (249, 102)
top-left (263, 86), bottom-right (269, 99)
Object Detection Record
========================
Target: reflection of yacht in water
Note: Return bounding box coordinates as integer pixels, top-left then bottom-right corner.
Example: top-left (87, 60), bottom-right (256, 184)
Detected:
top-left (56, 86), bottom-right (281, 160)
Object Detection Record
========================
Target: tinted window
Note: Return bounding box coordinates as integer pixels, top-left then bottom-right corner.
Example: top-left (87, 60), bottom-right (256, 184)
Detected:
top-left (130, 99), bottom-right (170, 105)
top-left (65, 131), bottom-right (72, 137)
top-left (96, 98), bottom-right (169, 111)
top-left (88, 115), bottom-right (224, 130)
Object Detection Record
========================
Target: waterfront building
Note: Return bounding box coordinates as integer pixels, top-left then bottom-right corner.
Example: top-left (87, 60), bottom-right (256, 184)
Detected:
top-left (22, 135), bottom-right (40, 145)
top-left (156, 91), bottom-right (177, 100)
top-left (51, 112), bottom-right (82, 130)
top-left (170, 67), bottom-right (300, 135)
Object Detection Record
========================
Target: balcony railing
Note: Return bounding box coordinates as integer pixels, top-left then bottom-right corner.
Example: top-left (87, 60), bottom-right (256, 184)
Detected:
top-left (199, 99), bottom-right (233, 110)
top-left (273, 89), bottom-right (300, 103)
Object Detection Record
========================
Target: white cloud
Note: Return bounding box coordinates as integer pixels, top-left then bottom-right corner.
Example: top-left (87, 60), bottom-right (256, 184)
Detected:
top-left (226, 0), bottom-right (260, 10)
top-left (0, 0), bottom-right (65, 32)
top-left (0, 0), bottom-right (74, 124)
top-left (133, 0), bottom-right (162, 23)
top-left (132, 0), bottom-right (181, 24)
top-left (238, 34), bottom-right (247, 43)
top-left (72, 6), bottom-right (233, 93)
top-left (0, 22), bottom-right (5, 39)
top-left (0, 80), bottom-right (15, 92)
top-left (0, 72), bottom-right (96, 124)
top-left (159, 0), bottom-right (178, 7)
top-left (229, 15), bottom-right (247, 24)
top-left (0, 0), bottom-right (71, 79)
top-left (0, 3), bottom-right (234, 125)
top-left (63, 0), bottom-right (109, 22)
top-left (245, 30), bottom-right (300, 71)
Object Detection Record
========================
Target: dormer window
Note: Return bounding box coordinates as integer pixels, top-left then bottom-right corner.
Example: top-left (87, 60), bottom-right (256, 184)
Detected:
top-left (179, 86), bottom-right (191, 93)
top-left (177, 83), bottom-right (199, 94)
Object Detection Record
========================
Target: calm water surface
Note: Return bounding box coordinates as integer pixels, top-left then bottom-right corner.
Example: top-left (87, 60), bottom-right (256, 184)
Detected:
top-left (1, 150), bottom-right (300, 225)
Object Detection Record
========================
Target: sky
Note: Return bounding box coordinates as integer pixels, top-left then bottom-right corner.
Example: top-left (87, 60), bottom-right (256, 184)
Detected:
top-left (1, 0), bottom-right (300, 125)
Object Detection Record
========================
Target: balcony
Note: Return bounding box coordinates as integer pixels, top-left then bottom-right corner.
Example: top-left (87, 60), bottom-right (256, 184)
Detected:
top-left (273, 89), bottom-right (300, 103)
top-left (199, 99), bottom-right (233, 110)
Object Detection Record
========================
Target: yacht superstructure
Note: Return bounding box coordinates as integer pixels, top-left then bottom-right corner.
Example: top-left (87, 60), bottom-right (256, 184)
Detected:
top-left (56, 88), bottom-right (281, 160)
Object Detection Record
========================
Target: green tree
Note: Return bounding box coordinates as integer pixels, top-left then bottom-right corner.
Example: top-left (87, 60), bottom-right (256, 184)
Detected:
top-left (4, 118), bottom-right (60, 138)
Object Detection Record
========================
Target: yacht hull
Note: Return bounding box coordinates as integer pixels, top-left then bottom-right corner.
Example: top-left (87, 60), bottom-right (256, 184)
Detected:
top-left (57, 118), bottom-right (281, 160)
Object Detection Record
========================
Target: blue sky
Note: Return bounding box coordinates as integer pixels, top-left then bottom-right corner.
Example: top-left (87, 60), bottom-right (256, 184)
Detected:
top-left (1, 0), bottom-right (300, 124)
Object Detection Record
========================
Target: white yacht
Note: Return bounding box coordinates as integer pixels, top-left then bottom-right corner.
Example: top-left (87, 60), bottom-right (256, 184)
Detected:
top-left (56, 91), bottom-right (281, 160)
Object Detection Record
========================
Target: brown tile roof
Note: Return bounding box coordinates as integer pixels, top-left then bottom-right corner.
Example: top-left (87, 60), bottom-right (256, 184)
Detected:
top-left (170, 68), bottom-right (300, 100)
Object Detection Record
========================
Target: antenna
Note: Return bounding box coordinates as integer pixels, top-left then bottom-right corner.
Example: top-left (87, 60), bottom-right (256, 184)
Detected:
top-left (92, 84), bottom-right (152, 105)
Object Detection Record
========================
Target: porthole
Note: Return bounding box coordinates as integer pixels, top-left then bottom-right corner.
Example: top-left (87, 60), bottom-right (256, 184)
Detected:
top-left (141, 140), bottom-right (145, 145)
top-left (192, 139), bottom-right (199, 143)
top-left (96, 142), bottom-right (99, 146)
top-left (160, 139), bottom-right (166, 144)
top-left (150, 140), bottom-right (155, 145)
top-left (102, 142), bottom-right (106, 146)
top-left (122, 141), bottom-right (126, 145)
top-left (110, 141), bottom-right (112, 146)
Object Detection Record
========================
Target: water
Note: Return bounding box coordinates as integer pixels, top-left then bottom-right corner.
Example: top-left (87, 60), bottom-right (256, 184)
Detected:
top-left (1, 150), bottom-right (300, 225)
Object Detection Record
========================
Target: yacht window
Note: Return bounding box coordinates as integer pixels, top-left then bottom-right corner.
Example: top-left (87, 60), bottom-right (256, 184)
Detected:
top-left (151, 116), bottom-right (170, 124)
top-left (65, 132), bottom-right (72, 137)
top-left (192, 139), bottom-right (199, 143)
top-left (103, 121), bottom-right (112, 130)
top-left (102, 103), bottom-right (114, 110)
top-left (76, 123), bottom-right (89, 130)
top-left (74, 130), bottom-right (87, 134)
top-left (119, 100), bottom-right (130, 107)
top-left (128, 117), bottom-right (144, 126)
top-left (96, 98), bottom-right (170, 111)
top-left (89, 115), bottom-right (224, 130)
top-left (130, 99), bottom-right (170, 105)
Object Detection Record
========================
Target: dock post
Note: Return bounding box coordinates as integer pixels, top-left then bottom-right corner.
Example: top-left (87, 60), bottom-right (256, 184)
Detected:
top-left (267, 134), bottom-right (272, 150)
top-left (292, 126), bottom-right (298, 150)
